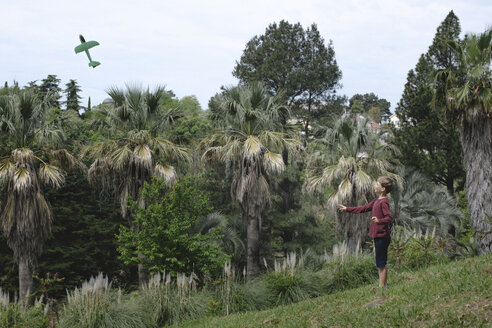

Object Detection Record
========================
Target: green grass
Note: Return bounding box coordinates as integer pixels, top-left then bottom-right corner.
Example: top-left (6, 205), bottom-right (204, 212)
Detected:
top-left (175, 255), bottom-right (492, 327)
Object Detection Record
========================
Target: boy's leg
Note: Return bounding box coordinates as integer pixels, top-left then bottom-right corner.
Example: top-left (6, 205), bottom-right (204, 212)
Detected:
top-left (380, 266), bottom-right (388, 287)
top-left (375, 237), bottom-right (390, 287)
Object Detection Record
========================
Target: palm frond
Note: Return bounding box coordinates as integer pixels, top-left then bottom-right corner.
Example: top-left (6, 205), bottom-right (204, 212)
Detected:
top-left (110, 145), bottom-right (132, 170)
top-left (154, 138), bottom-right (191, 163)
top-left (201, 146), bottom-right (224, 164)
top-left (50, 149), bottom-right (86, 172)
top-left (262, 151), bottom-right (285, 175)
top-left (13, 167), bottom-right (33, 193)
top-left (38, 163), bottom-right (65, 189)
top-left (132, 144), bottom-right (153, 172)
top-left (0, 159), bottom-right (15, 184)
top-left (243, 136), bottom-right (262, 160)
top-left (153, 163), bottom-right (177, 185)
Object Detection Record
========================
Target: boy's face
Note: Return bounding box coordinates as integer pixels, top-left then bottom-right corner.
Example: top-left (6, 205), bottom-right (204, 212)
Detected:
top-left (375, 181), bottom-right (386, 195)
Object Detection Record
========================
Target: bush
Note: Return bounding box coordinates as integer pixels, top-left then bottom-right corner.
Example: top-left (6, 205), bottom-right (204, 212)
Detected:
top-left (227, 280), bottom-right (272, 313)
top-left (0, 303), bottom-right (48, 328)
top-left (57, 273), bottom-right (147, 328)
top-left (138, 272), bottom-right (209, 326)
top-left (264, 270), bottom-right (320, 306)
top-left (0, 288), bottom-right (48, 328)
top-left (117, 176), bottom-right (229, 277)
top-left (321, 255), bottom-right (378, 292)
top-left (389, 227), bottom-right (450, 271)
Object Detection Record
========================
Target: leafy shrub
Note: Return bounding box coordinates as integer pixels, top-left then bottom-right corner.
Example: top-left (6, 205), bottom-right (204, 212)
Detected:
top-left (389, 227), bottom-right (450, 271)
top-left (117, 176), bottom-right (229, 277)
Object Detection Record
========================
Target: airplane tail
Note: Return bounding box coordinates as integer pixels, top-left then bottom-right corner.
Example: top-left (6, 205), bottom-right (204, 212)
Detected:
top-left (89, 61), bottom-right (101, 68)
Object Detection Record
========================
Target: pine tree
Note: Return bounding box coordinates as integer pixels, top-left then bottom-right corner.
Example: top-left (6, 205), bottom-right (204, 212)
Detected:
top-left (233, 20), bottom-right (342, 137)
top-left (64, 79), bottom-right (82, 112)
top-left (349, 93), bottom-right (391, 122)
top-left (393, 11), bottom-right (465, 194)
top-left (39, 75), bottom-right (62, 108)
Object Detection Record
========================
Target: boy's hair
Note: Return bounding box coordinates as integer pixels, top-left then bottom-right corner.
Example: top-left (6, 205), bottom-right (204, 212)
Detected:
top-left (378, 176), bottom-right (394, 194)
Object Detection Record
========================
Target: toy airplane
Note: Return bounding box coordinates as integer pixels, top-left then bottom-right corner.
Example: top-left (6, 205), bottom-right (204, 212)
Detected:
top-left (74, 35), bottom-right (100, 68)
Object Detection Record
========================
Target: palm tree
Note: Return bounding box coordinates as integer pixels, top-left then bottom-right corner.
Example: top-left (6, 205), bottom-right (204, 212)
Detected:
top-left (391, 169), bottom-right (462, 236)
top-left (0, 90), bottom-right (83, 303)
top-left (305, 117), bottom-right (402, 254)
top-left (435, 28), bottom-right (492, 253)
top-left (82, 84), bottom-right (190, 286)
top-left (200, 82), bottom-right (301, 278)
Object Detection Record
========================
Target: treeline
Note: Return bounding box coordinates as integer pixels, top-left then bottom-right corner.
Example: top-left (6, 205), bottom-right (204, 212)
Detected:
top-left (0, 10), bottom-right (490, 305)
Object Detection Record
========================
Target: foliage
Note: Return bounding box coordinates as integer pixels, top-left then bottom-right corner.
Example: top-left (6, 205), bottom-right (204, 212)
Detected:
top-left (37, 172), bottom-right (128, 297)
top-left (263, 189), bottom-right (337, 256)
top-left (39, 75), bottom-right (62, 109)
top-left (388, 226), bottom-right (450, 271)
top-left (82, 83), bottom-right (190, 220)
top-left (0, 301), bottom-right (48, 328)
top-left (321, 255), bottom-right (377, 292)
top-left (391, 168), bottom-right (462, 236)
top-left (176, 255), bottom-right (492, 328)
top-left (137, 272), bottom-right (209, 326)
top-left (233, 20), bottom-right (343, 138)
top-left (263, 254), bottom-right (320, 306)
top-left (117, 177), bottom-right (229, 276)
top-left (349, 93), bottom-right (391, 122)
top-left (305, 116), bottom-right (402, 253)
top-left (63, 79), bottom-right (82, 112)
top-left (57, 274), bottom-right (147, 328)
top-left (393, 11), bottom-right (464, 194)
top-left (0, 88), bottom-right (84, 300)
top-left (434, 26), bottom-right (492, 254)
top-left (200, 82), bottom-right (302, 277)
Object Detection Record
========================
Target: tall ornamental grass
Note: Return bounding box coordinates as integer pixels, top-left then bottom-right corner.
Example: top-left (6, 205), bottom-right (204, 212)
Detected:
top-left (57, 273), bottom-right (147, 328)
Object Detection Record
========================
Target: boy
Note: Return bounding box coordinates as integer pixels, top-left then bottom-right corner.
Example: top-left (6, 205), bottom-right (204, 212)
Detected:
top-left (337, 176), bottom-right (394, 289)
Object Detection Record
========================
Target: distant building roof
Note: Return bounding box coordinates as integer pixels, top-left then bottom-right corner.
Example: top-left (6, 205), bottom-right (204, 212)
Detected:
top-left (102, 98), bottom-right (115, 105)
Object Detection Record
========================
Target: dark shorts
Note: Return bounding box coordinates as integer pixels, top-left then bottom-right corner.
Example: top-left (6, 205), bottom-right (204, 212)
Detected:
top-left (374, 237), bottom-right (390, 268)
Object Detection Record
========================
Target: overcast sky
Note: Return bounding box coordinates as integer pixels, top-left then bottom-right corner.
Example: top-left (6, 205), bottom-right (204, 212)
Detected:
top-left (1, 0), bottom-right (490, 111)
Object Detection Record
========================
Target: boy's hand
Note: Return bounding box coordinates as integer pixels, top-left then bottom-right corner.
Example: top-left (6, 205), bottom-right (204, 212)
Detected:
top-left (371, 216), bottom-right (379, 223)
top-left (337, 204), bottom-right (347, 212)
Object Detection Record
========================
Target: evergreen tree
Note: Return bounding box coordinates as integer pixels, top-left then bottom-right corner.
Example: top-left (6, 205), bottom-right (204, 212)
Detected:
top-left (436, 27), bottom-right (492, 253)
top-left (64, 79), bottom-right (82, 112)
top-left (38, 173), bottom-right (127, 297)
top-left (393, 11), bottom-right (464, 194)
top-left (233, 20), bottom-right (342, 138)
top-left (348, 93), bottom-right (391, 122)
top-left (39, 75), bottom-right (62, 108)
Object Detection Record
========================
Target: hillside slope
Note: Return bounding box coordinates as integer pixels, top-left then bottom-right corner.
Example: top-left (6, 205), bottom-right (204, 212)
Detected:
top-left (177, 255), bottom-right (491, 327)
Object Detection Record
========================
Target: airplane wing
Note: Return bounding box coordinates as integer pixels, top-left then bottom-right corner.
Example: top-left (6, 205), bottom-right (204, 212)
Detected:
top-left (74, 41), bottom-right (100, 54)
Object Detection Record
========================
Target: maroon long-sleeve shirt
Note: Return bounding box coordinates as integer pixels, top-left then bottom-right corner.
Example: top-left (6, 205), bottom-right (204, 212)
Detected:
top-left (346, 197), bottom-right (392, 238)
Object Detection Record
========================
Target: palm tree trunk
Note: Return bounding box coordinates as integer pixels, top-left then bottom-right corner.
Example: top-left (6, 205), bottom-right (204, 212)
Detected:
top-left (461, 108), bottom-right (492, 254)
top-left (18, 258), bottom-right (33, 305)
top-left (246, 215), bottom-right (260, 278)
top-left (339, 212), bottom-right (369, 255)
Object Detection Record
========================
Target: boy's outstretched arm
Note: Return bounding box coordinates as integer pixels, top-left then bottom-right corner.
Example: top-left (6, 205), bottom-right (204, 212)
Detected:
top-left (337, 204), bottom-right (347, 211)
top-left (344, 199), bottom-right (377, 213)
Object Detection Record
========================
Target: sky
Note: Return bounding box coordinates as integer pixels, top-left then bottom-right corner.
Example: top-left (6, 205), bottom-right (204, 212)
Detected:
top-left (0, 0), bottom-right (491, 112)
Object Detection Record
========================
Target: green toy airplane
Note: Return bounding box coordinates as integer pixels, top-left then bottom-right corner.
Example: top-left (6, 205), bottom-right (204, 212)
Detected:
top-left (74, 34), bottom-right (100, 68)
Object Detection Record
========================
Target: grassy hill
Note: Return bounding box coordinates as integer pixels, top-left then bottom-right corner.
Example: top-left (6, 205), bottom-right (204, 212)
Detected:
top-left (176, 255), bottom-right (491, 327)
